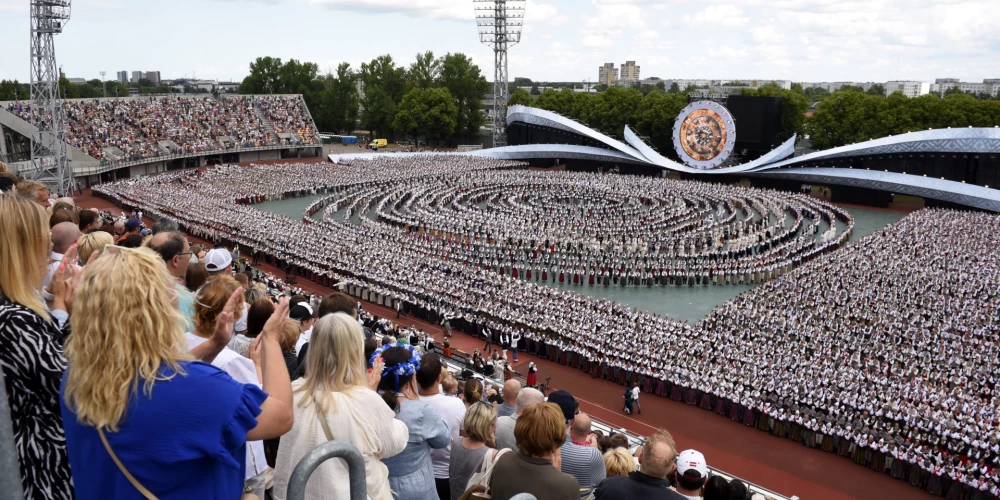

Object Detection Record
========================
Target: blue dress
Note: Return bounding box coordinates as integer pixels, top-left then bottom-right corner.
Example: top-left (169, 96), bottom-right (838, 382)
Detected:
top-left (60, 361), bottom-right (267, 500)
top-left (382, 399), bottom-right (452, 500)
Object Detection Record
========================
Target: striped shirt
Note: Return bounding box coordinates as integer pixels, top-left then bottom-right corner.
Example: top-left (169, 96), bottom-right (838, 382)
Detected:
top-left (560, 436), bottom-right (606, 497)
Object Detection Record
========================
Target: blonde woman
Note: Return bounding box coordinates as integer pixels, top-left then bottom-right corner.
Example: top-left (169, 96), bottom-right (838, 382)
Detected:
top-left (602, 447), bottom-right (637, 478)
top-left (273, 312), bottom-right (407, 500)
top-left (0, 193), bottom-right (77, 499)
top-left (60, 246), bottom-right (294, 499)
top-left (76, 230), bottom-right (114, 266)
top-left (185, 275), bottom-right (271, 498)
top-left (449, 401), bottom-right (498, 500)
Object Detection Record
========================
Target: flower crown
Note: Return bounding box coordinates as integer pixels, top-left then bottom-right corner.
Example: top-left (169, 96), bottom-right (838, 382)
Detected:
top-left (370, 345), bottom-right (423, 393)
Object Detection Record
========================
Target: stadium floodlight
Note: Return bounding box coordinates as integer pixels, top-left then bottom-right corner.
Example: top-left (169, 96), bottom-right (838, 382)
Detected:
top-left (474, 0), bottom-right (524, 148)
top-left (27, 0), bottom-right (73, 196)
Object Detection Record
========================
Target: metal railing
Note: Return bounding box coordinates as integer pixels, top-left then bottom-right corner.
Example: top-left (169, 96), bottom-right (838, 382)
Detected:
top-left (68, 142), bottom-right (323, 177)
top-left (286, 441), bottom-right (366, 500)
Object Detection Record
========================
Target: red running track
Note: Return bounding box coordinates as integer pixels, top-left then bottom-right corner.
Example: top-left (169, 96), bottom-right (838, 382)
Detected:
top-left (75, 193), bottom-right (933, 500)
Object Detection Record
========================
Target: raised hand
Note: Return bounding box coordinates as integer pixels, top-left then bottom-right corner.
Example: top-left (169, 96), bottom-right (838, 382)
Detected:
top-left (367, 355), bottom-right (384, 390)
top-left (212, 286), bottom-right (244, 348)
top-left (261, 297), bottom-right (290, 342)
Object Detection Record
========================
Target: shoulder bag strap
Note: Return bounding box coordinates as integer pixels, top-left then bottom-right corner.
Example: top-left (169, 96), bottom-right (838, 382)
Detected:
top-left (98, 427), bottom-right (158, 500)
top-left (312, 394), bottom-right (335, 441)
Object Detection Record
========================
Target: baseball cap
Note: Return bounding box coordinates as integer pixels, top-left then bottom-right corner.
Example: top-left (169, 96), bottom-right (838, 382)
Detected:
top-left (203, 248), bottom-right (233, 272)
top-left (546, 390), bottom-right (577, 423)
top-left (125, 219), bottom-right (141, 231)
top-left (676, 449), bottom-right (708, 478)
top-left (289, 302), bottom-right (315, 322)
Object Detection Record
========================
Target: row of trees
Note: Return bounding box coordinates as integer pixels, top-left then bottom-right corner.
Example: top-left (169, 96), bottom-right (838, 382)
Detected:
top-left (807, 91), bottom-right (1000, 150)
top-left (506, 84), bottom-right (809, 155)
top-left (237, 51), bottom-right (489, 143)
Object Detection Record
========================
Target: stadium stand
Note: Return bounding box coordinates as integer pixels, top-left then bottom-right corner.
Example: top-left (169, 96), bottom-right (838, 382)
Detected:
top-left (2, 94), bottom-right (319, 165)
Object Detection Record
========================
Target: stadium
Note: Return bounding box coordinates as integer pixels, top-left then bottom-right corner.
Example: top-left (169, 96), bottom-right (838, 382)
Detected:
top-left (2, 2), bottom-right (1000, 500)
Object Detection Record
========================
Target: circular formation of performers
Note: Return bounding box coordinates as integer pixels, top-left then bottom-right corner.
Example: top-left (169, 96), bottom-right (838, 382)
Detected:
top-left (312, 167), bottom-right (854, 288)
top-left (93, 156), bottom-right (1000, 498)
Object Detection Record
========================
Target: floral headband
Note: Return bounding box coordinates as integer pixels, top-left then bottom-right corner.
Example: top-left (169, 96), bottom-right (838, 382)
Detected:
top-left (370, 345), bottom-right (423, 393)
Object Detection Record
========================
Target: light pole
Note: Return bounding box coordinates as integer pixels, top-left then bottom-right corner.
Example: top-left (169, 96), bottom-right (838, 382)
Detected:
top-left (99, 70), bottom-right (106, 97)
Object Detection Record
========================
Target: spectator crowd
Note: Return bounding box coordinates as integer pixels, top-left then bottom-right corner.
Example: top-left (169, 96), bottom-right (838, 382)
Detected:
top-left (1, 155), bottom-right (998, 500)
top-left (3, 94), bottom-right (319, 164)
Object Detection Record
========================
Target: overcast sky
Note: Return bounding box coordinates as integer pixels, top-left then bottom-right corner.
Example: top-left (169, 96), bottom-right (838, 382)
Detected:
top-left (1, 0), bottom-right (998, 84)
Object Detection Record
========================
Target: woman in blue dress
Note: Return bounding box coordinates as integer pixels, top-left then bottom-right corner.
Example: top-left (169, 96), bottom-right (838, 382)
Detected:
top-left (60, 246), bottom-right (295, 499)
top-left (376, 345), bottom-right (452, 500)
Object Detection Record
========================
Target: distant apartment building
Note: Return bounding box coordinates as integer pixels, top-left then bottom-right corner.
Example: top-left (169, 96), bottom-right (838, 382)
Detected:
top-left (130, 71), bottom-right (142, 84)
top-left (144, 71), bottom-right (161, 85)
top-left (620, 61), bottom-right (640, 83)
top-left (930, 78), bottom-right (1000, 97)
top-left (598, 63), bottom-right (617, 86)
top-left (885, 81), bottom-right (931, 98)
top-left (116, 71), bottom-right (128, 83)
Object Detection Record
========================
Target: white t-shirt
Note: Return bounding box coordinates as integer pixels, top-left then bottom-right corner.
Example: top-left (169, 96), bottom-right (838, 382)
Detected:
top-left (185, 332), bottom-right (267, 479)
top-left (294, 326), bottom-right (313, 356)
top-left (233, 303), bottom-right (249, 333)
top-left (420, 392), bottom-right (467, 479)
top-left (631, 387), bottom-right (640, 401)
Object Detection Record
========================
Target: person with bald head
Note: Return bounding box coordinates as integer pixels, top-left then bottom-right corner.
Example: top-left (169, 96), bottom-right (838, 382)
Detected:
top-left (112, 220), bottom-right (125, 240)
top-left (595, 429), bottom-right (685, 500)
top-left (496, 387), bottom-right (544, 452)
top-left (43, 222), bottom-right (81, 288)
top-left (498, 379), bottom-right (521, 418)
top-left (560, 411), bottom-right (606, 498)
top-left (147, 231), bottom-right (196, 330)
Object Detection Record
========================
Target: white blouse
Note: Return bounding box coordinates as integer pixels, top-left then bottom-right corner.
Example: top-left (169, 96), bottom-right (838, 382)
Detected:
top-left (273, 382), bottom-right (408, 500)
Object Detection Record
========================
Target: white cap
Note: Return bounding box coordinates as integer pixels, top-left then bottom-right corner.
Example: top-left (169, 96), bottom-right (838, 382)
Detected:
top-left (676, 449), bottom-right (708, 478)
top-left (204, 248), bottom-right (233, 272)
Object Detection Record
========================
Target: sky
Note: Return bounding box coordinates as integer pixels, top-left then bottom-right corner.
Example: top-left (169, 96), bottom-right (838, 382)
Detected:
top-left (1, 0), bottom-right (999, 84)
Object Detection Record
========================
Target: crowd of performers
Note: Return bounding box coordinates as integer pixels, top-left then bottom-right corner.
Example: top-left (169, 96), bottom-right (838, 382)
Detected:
top-left (93, 156), bottom-right (1000, 499)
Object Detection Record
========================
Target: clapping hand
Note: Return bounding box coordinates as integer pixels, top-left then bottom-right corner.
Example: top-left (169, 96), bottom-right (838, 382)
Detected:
top-left (367, 355), bottom-right (384, 390)
top-left (49, 244), bottom-right (81, 313)
top-left (261, 297), bottom-right (290, 342)
top-left (212, 286), bottom-right (244, 348)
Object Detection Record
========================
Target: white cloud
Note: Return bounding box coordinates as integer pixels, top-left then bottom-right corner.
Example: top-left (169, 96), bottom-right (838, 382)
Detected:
top-left (689, 5), bottom-right (748, 27)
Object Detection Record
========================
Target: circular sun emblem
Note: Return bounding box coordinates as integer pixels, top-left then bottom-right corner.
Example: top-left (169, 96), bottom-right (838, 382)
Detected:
top-left (672, 101), bottom-right (736, 169)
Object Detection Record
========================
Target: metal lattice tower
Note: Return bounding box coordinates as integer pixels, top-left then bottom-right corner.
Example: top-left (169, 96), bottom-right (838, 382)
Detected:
top-left (474, 0), bottom-right (524, 148)
top-left (28, 0), bottom-right (72, 196)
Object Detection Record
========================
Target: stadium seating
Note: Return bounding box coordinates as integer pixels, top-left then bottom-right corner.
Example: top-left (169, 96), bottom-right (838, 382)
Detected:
top-left (3, 94), bottom-right (319, 164)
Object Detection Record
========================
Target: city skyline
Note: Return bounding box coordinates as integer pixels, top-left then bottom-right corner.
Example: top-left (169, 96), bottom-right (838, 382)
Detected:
top-left (1, 0), bottom-right (999, 84)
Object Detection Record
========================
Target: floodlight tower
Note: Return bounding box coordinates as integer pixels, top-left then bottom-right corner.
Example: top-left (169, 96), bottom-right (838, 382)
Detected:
top-left (28, 0), bottom-right (73, 196)
top-left (474, 0), bottom-right (524, 148)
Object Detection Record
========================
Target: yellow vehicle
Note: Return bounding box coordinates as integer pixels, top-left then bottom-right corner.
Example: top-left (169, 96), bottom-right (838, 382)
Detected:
top-left (369, 139), bottom-right (387, 148)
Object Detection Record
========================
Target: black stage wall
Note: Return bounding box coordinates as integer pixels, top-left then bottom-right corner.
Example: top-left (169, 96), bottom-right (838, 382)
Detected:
top-left (726, 96), bottom-right (783, 153)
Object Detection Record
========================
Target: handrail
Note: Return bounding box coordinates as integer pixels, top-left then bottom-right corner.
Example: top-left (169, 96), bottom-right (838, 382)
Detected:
top-left (286, 441), bottom-right (366, 500)
top-left (0, 369), bottom-right (25, 500)
top-left (69, 142), bottom-right (322, 177)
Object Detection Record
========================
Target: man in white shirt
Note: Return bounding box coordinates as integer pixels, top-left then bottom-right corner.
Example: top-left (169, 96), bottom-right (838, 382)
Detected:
top-left (291, 302), bottom-right (316, 356)
top-left (417, 353), bottom-right (466, 500)
top-left (631, 383), bottom-right (642, 415)
top-left (44, 222), bottom-right (81, 288)
top-left (674, 449), bottom-right (709, 500)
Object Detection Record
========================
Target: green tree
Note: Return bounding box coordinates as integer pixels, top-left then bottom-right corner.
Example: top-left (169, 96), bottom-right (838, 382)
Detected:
top-left (393, 87), bottom-right (459, 144)
top-left (866, 84), bottom-right (886, 96)
top-left (360, 55), bottom-right (407, 139)
top-left (408, 51), bottom-right (440, 90)
top-left (635, 90), bottom-right (687, 153)
top-left (317, 63), bottom-right (360, 133)
top-left (438, 53), bottom-right (489, 139)
top-left (137, 78), bottom-right (154, 88)
top-left (239, 56), bottom-right (284, 94)
top-left (791, 83), bottom-right (804, 94)
top-left (530, 84), bottom-right (540, 95)
top-left (838, 85), bottom-right (865, 93)
top-left (508, 88), bottom-right (534, 107)
top-left (58, 75), bottom-right (79, 99)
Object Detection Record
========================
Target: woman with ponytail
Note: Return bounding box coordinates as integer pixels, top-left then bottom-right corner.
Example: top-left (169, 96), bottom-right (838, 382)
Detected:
top-left (377, 346), bottom-right (451, 500)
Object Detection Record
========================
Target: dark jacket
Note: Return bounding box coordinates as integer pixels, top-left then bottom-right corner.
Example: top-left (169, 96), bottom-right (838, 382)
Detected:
top-left (595, 471), bottom-right (688, 500)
